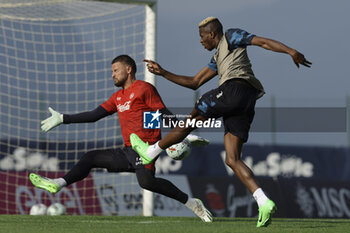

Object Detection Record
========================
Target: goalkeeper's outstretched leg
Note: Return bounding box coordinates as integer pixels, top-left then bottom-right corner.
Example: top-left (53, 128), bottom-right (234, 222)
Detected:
top-left (29, 147), bottom-right (213, 222)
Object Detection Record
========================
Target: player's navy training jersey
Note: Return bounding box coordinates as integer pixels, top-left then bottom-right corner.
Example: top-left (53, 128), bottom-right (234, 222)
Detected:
top-left (101, 80), bottom-right (165, 147)
top-left (207, 28), bottom-right (265, 98)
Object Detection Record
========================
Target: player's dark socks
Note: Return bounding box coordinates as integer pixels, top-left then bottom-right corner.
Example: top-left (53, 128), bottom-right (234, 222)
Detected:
top-left (136, 168), bottom-right (188, 204)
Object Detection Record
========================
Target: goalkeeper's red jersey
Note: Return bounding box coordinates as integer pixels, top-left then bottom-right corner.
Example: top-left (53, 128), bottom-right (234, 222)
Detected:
top-left (101, 80), bottom-right (165, 147)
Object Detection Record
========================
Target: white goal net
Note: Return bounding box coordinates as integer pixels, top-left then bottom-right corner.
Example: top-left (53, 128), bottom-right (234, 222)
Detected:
top-left (0, 0), bottom-right (153, 215)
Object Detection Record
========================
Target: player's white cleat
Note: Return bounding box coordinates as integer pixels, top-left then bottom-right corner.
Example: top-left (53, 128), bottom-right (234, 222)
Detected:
top-left (188, 198), bottom-right (213, 222)
top-left (186, 134), bottom-right (210, 147)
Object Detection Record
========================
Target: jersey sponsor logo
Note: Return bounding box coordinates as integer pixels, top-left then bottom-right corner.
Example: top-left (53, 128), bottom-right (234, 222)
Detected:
top-left (117, 101), bottom-right (131, 112)
top-left (143, 110), bottom-right (161, 129)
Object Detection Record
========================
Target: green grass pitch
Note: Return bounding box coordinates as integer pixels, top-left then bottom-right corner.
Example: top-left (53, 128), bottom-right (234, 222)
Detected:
top-left (1, 215), bottom-right (350, 233)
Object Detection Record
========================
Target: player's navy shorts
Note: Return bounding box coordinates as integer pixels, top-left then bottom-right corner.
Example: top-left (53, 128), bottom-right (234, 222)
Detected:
top-left (195, 79), bottom-right (259, 142)
top-left (95, 146), bottom-right (155, 173)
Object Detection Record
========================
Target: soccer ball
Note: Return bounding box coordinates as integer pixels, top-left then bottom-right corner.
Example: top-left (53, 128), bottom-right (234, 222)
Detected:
top-left (166, 138), bottom-right (192, 160)
top-left (46, 203), bottom-right (66, 216)
top-left (29, 203), bottom-right (47, 215)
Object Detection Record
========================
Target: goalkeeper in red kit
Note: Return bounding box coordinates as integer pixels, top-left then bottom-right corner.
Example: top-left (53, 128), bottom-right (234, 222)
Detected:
top-left (29, 55), bottom-right (212, 222)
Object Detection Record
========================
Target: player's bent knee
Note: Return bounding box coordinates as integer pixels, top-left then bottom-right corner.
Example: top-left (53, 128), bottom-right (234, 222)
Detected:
top-left (136, 173), bottom-right (155, 190)
top-left (137, 178), bottom-right (154, 190)
top-left (225, 154), bottom-right (240, 168)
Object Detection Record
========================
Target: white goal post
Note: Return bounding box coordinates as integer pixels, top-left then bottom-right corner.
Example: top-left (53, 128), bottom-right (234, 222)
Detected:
top-left (107, 0), bottom-right (157, 217)
top-left (106, 0), bottom-right (157, 86)
top-left (0, 0), bottom-right (157, 216)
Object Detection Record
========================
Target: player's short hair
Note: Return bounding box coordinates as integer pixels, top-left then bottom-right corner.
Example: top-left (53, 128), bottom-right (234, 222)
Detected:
top-left (198, 17), bottom-right (223, 35)
top-left (111, 55), bottom-right (137, 73)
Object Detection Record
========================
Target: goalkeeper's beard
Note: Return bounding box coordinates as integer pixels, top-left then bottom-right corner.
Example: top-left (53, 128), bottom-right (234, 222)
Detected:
top-left (114, 79), bottom-right (124, 87)
top-left (113, 76), bottom-right (128, 87)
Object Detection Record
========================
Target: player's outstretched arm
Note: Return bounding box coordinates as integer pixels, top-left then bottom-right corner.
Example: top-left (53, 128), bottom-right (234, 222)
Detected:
top-left (41, 107), bottom-right (63, 132)
top-left (143, 59), bottom-right (216, 90)
top-left (251, 36), bottom-right (312, 68)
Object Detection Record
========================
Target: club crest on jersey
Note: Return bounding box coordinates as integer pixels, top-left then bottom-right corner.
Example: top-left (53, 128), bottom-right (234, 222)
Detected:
top-left (129, 93), bottom-right (134, 99)
top-left (143, 110), bottom-right (161, 129)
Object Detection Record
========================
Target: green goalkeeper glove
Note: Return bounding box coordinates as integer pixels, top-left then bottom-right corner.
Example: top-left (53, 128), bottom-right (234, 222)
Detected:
top-left (41, 107), bottom-right (63, 132)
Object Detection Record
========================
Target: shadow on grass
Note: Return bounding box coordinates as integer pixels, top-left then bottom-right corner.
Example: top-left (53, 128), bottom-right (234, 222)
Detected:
top-left (269, 218), bottom-right (350, 230)
top-left (212, 217), bottom-right (255, 223)
top-left (211, 217), bottom-right (350, 227)
top-left (277, 218), bottom-right (350, 224)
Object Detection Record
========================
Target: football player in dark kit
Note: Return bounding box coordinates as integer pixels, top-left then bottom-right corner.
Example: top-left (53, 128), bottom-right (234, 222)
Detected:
top-left (131, 17), bottom-right (311, 227)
